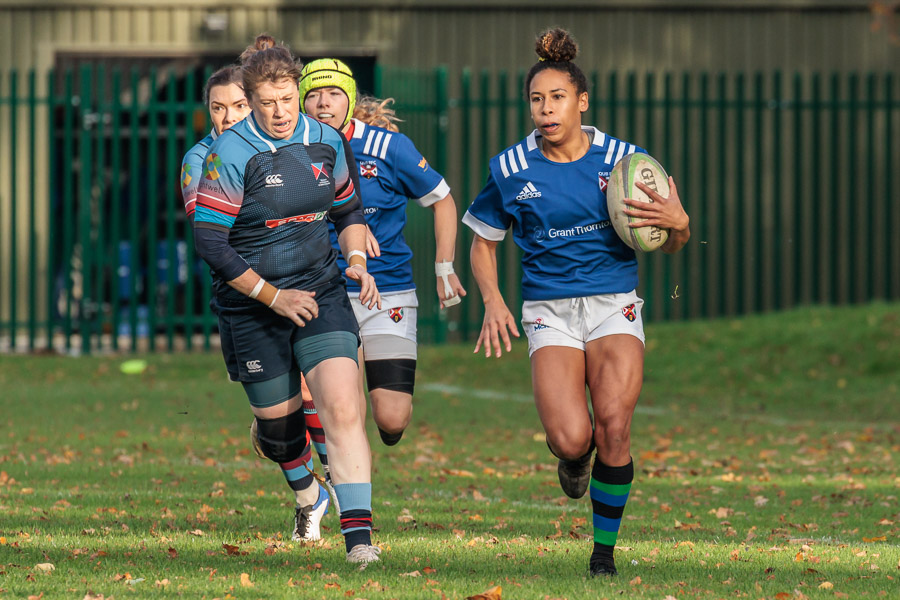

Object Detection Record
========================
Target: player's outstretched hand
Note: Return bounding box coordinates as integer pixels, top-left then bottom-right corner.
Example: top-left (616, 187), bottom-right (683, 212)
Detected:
top-left (626, 177), bottom-right (689, 232)
top-left (365, 225), bottom-right (381, 258)
top-left (436, 273), bottom-right (467, 309)
top-left (346, 265), bottom-right (382, 310)
top-left (474, 299), bottom-right (520, 358)
top-left (270, 289), bottom-right (318, 327)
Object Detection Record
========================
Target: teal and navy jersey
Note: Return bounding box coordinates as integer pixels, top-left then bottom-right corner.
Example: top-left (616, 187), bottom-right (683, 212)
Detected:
top-left (463, 126), bottom-right (644, 301)
top-left (180, 128), bottom-right (217, 222)
top-left (194, 114), bottom-right (362, 308)
top-left (330, 119), bottom-right (450, 293)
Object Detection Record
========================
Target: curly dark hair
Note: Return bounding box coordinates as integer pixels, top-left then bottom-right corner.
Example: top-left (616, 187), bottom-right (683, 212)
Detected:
top-left (524, 28), bottom-right (588, 99)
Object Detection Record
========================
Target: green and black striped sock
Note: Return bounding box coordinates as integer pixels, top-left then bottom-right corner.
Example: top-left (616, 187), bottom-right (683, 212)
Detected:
top-left (589, 458), bottom-right (633, 562)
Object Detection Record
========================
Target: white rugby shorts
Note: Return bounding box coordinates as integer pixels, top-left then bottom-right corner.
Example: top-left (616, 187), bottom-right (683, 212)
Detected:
top-left (521, 290), bottom-right (645, 356)
top-left (350, 290), bottom-right (418, 360)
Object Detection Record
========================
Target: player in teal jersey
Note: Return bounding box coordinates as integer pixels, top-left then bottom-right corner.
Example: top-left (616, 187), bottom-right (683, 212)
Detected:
top-left (464, 29), bottom-right (690, 577)
top-left (298, 59), bottom-right (465, 447)
top-left (181, 63), bottom-right (334, 544)
top-left (194, 35), bottom-right (382, 565)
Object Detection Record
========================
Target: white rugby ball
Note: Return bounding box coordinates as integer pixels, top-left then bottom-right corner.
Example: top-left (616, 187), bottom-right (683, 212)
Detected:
top-left (607, 153), bottom-right (670, 252)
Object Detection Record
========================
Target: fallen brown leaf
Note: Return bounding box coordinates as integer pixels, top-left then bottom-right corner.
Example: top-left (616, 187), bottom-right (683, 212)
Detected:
top-left (240, 572), bottom-right (253, 587)
top-left (466, 584), bottom-right (502, 600)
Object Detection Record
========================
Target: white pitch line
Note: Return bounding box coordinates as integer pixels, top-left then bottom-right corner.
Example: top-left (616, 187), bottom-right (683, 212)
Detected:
top-left (421, 383), bottom-right (673, 416)
top-left (418, 383), bottom-right (894, 429)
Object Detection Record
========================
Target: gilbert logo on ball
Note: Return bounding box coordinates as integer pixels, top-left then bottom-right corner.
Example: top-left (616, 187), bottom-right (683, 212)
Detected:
top-left (606, 154), bottom-right (670, 252)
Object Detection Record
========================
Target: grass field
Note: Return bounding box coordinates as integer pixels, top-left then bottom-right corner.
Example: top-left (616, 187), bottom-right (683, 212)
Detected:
top-left (1, 303), bottom-right (898, 599)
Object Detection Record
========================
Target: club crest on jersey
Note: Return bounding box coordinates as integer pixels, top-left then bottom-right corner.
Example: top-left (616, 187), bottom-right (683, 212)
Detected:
top-left (533, 317), bottom-right (549, 332)
top-left (598, 171), bottom-right (610, 193)
top-left (360, 161), bottom-right (378, 179)
top-left (389, 308), bottom-right (404, 323)
top-left (181, 164), bottom-right (192, 189)
top-left (622, 303), bottom-right (637, 322)
top-left (418, 157), bottom-right (429, 171)
top-left (311, 162), bottom-right (330, 186)
top-left (203, 153), bottom-right (222, 181)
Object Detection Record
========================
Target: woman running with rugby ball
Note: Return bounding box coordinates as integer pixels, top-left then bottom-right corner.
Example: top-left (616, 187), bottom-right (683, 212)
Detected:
top-left (463, 28), bottom-right (690, 577)
top-left (193, 35), bottom-right (382, 565)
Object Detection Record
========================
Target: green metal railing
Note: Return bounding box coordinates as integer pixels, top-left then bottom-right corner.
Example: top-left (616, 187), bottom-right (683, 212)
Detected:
top-left (1, 66), bottom-right (898, 353)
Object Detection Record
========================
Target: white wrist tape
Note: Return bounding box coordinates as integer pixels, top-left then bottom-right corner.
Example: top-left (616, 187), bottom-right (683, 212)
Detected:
top-left (248, 278), bottom-right (266, 299)
top-left (347, 249), bottom-right (367, 264)
top-left (435, 261), bottom-right (460, 306)
top-left (268, 289), bottom-right (280, 308)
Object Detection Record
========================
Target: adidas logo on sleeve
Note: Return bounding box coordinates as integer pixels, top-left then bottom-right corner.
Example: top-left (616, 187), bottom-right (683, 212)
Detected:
top-left (516, 182), bottom-right (542, 201)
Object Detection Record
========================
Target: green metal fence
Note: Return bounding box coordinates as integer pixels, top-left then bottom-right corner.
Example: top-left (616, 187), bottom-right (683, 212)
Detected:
top-left (1, 66), bottom-right (898, 354)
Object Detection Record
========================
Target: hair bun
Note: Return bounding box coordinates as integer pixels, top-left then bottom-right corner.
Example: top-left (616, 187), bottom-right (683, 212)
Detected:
top-left (535, 28), bottom-right (578, 63)
top-left (254, 34), bottom-right (276, 51)
top-left (239, 33), bottom-right (277, 64)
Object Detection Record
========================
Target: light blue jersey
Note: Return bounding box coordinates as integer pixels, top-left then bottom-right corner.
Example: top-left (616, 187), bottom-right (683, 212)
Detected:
top-left (330, 119), bottom-right (450, 293)
top-left (180, 128), bottom-right (217, 222)
top-left (463, 126), bottom-right (645, 301)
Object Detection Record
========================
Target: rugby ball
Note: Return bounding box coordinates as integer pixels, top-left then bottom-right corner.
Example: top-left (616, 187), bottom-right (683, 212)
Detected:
top-left (607, 153), bottom-right (670, 252)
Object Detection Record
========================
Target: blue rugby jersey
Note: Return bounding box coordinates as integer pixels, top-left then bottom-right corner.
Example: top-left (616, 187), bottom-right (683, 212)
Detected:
top-left (194, 114), bottom-right (361, 308)
top-left (462, 126), bottom-right (645, 301)
top-left (180, 128), bottom-right (217, 223)
top-left (329, 119), bottom-right (450, 293)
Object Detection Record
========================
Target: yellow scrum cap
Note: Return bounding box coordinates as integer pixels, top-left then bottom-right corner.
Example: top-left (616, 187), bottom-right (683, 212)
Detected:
top-left (298, 58), bottom-right (357, 129)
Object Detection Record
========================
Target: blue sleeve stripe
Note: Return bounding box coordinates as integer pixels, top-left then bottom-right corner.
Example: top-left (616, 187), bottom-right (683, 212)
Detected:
top-left (194, 206), bottom-right (235, 229)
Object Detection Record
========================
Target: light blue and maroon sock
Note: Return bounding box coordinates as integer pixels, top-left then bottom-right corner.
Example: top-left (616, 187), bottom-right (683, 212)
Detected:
top-left (334, 482), bottom-right (372, 551)
top-left (279, 440), bottom-right (315, 496)
top-left (302, 398), bottom-right (329, 471)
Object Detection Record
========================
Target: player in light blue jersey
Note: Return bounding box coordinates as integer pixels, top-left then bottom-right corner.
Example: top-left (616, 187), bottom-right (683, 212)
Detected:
top-left (464, 28), bottom-right (690, 578)
top-left (298, 59), bottom-right (465, 448)
top-left (180, 66), bottom-right (251, 223)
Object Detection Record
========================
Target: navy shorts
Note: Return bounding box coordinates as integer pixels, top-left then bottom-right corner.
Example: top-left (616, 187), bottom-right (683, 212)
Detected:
top-left (219, 280), bottom-right (360, 384)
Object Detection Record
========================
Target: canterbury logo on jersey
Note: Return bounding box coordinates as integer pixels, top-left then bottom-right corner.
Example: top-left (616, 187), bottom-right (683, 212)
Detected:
top-left (265, 211), bottom-right (326, 228)
top-left (516, 182), bottom-right (542, 200)
top-left (265, 174), bottom-right (284, 187)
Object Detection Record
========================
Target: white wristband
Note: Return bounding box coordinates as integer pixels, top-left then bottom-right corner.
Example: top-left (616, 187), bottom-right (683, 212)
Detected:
top-left (267, 289), bottom-right (280, 308)
top-left (435, 261), bottom-right (460, 306)
top-left (347, 250), bottom-right (367, 264)
top-left (248, 278), bottom-right (266, 299)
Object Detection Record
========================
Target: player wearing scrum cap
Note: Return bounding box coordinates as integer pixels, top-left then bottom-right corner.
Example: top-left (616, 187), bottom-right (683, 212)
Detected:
top-left (298, 58), bottom-right (465, 447)
top-left (463, 28), bottom-right (690, 577)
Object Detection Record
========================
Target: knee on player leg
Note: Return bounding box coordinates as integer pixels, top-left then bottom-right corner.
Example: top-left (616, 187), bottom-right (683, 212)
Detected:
top-left (254, 409), bottom-right (308, 464)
